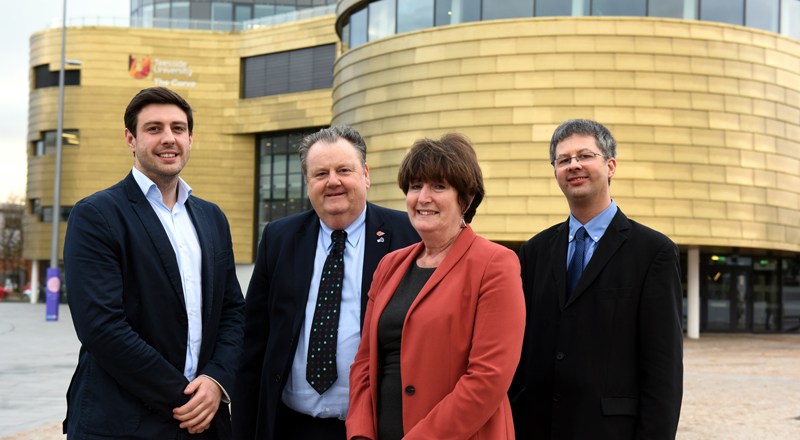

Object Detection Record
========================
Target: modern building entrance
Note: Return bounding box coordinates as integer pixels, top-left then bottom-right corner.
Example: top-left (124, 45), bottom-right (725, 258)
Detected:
top-left (701, 256), bottom-right (783, 333)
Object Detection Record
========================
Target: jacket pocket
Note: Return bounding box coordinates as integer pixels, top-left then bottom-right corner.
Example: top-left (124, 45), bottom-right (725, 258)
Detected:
top-left (601, 397), bottom-right (639, 416)
top-left (79, 359), bottom-right (142, 435)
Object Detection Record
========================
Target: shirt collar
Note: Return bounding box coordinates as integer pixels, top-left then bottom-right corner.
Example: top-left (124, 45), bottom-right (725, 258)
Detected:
top-left (131, 166), bottom-right (192, 207)
top-left (568, 199), bottom-right (618, 243)
top-left (319, 205), bottom-right (367, 250)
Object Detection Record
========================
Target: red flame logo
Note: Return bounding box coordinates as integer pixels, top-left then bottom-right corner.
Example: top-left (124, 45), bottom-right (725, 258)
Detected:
top-left (129, 55), bottom-right (151, 79)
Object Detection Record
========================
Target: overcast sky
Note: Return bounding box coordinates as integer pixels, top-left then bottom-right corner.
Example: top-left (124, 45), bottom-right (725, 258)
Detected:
top-left (0, 1), bottom-right (129, 203)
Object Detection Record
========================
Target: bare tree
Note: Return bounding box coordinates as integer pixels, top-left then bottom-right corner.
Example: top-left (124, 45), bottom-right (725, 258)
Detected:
top-left (0, 193), bottom-right (24, 291)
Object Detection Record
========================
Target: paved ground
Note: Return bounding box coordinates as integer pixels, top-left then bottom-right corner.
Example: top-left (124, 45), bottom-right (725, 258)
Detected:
top-left (1, 302), bottom-right (799, 439)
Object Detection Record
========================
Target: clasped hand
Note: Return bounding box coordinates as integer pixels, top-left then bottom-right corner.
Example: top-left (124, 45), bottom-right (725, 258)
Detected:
top-left (172, 376), bottom-right (222, 434)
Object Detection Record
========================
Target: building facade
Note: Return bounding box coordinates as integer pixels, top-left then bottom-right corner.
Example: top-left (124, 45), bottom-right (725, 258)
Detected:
top-left (26, 0), bottom-right (800, 333)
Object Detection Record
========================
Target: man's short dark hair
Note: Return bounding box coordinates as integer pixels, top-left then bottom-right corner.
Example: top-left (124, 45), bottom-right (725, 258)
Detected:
top-left (549, 119), bottom-right (617, 164)
top-left (397, 133), bottom-right (485, 224)
top-left (297, 125), bottom-right (367, 177)
top-left (124, 87), bottom-right (193, 137)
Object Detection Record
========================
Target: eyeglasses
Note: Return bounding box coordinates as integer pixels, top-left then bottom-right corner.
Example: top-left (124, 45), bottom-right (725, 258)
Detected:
top-left (552, 152), bottom-right (605, 169)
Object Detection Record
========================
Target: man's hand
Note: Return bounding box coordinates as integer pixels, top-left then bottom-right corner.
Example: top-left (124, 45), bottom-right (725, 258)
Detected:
top-left (173, 376), bottom-right (222, 434)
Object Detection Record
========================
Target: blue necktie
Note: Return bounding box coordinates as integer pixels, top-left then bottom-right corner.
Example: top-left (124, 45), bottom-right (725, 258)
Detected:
top-left (567, 227), bottom-right (587, 300)
top-left (306, 230), bottom-right (346, 394)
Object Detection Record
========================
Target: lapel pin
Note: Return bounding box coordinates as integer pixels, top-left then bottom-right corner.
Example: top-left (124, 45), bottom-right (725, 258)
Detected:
top-left (377, 231), bottom-right (385, 236)
top-left (377, 237), bottom-right (384, 243)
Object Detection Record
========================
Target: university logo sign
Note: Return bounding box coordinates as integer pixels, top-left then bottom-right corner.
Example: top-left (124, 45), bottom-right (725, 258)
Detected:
top-left (129, 55), bottom-right (151, 79)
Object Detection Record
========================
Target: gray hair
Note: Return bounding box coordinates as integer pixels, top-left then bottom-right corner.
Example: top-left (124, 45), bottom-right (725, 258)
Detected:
top-left (298, 125), bottom-right (367, 176)
top-left (549, 119), bottom-right (617, 164)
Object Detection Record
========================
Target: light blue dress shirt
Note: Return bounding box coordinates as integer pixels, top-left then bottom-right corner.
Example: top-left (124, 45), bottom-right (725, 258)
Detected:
top-left (282, 207), bottom-right (367, 419)
top-left (567, 200), bottom-right (618, 270)
top-left (132, 167), bottom-right (203, 381)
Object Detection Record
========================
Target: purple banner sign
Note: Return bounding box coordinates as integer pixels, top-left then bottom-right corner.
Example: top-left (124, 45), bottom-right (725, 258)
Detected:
top-left (46, 268), bottom-right (60, 321)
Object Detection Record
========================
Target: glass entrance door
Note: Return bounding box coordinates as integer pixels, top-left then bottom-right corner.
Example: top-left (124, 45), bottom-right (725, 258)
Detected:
top-left (703, 268), bottom-right (752, 331)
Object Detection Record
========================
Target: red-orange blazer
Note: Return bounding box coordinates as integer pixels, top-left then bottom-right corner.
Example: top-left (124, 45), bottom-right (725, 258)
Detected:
top-left (347, 226), bottom-right (526, 440)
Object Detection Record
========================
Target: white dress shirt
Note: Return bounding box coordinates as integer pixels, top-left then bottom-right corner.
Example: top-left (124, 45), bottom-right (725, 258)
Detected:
top-left (132, 167), bottom-right (203, 381)
top-left (282, 206), bottom-right (367, 419)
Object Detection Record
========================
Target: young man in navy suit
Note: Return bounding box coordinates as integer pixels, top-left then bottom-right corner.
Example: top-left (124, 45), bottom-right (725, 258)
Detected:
top-left (232, 126), bottom-right (420, 440)
top-left (510, 119), bottom-right (683, 440)
top-left (63, 87), bottom-right (245, 439)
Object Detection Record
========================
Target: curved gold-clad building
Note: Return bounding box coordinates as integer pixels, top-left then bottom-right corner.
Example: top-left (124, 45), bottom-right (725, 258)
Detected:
top-left (24, 0), bottom-right (800, 333)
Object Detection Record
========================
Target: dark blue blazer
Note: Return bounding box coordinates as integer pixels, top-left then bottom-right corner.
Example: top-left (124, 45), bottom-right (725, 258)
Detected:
top-left (63, 172), bottom-right (245, 440)
top-left (231, 203), bottom-right (420, 440)
top-left (509, 209), bottom-right (683, 440)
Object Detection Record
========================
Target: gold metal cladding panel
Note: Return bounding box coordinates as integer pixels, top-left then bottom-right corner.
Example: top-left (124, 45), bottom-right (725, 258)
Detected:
top-left (332, 17), bottom-right (800, 251)
top-left (25, 14), bottom-right (338, 262)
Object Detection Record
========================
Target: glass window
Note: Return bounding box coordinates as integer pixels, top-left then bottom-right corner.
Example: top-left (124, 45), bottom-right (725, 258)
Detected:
top-left (648, 0), bottom-right (691, 18)
top-left (212, 2), bottom-right (233, 30)
top-left (236, 5), bottom-right (252, 23)
top-left (242, 44), bottom-right (335, 98)
top-left (349, 7), bottom-right (368, 48)
top-left (700, 0), bottom-right (744, 25)
top-left (753, 259), bottom-right (780, 332)
top-left (30, 199), bottom-right (42, 216)
top-left (276, 5), bottom-right (296, 15)
top-left (131, 0), bottom-right (139, 11)
top-left (154, 3), bottom-right (170, 28)
top-left (535, 0), bottom-right (572, 16)
top-left (368, 0), bottom-right (396, 41)
top-left (254, 4), bottom-right (276, 18)
top-left (782, 258), bottom-right (800, 332)
top-left (172, 2), bottom-right (190, 29)
top-left (592, 0), bottom-right (646, 16)
top-left (342, 22), bottom-right (351, 50)
top-left (34, 130), bottom-right (80, 156)
top-left (143, 4), bottom-right (154, 27)
top-left (41, 206), bottom-right (72, 223)
top-left (435, 0), bottom-right (481, 25)
top-left (33, 65), bottom-right (80, 89)
top-left (483, 0), bottom-right (533, 20)
top-left (256, 130), bottom-right (314, 235)
top-left (190, 2), bottom-right (212, 29)
top-left (397, 0), bottom-right (434, 34)
top-left (783, 0), bottom-right (800, 40)
top-left (746, 0), bottom-right (780, 32)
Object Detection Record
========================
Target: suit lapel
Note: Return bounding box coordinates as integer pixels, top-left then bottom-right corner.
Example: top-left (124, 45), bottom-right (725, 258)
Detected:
top-left (361, 203), bottom-right (389, 327)
top-left (550, 220), bottom-right (570, 310)
top-left (565, 210), bottom-right (630, 307)
top-left (185, 197), bottom-right (214, 326)
top-left (293, 213), bottom-right (320, 335)
top-left (125, 172), bottom-right (185, 307)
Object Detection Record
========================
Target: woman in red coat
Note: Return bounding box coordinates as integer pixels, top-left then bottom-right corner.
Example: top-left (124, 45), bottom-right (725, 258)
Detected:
top-left (347, 133), bottom-right (526, 440)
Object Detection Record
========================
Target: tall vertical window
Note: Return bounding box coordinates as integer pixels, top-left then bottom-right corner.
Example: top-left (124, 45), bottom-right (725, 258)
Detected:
top-left (700, 0), bottom-right (744, 25)
top-left (435, 0), bottom-right (481, 25)
top-left (648, 0), bottom-right (694, 19)
top-left (483, 0), bottom-right (533, 20)
top-left (783, 258), bottom-right (800, 332)
top-left (155, 3), bottom-right (170, 28)
top-left (256, 130), bottom-right (318, 233)
top-left (593, 0), bottom-right (646, 16)
top-left (172, 1), bottom-right (190, 29)
top-left (142, 4), bottom-right (154, 27)
top-left (397, 0), bottom-right (434, 34)
top-left (236, 5), bottom-right (252, 23)
top-left (783, 0), bottom-right (800, 40)
top-left (254, 4), bottom-right (276, 18)
top-left (368, 0), bottom-right (396, 42)
top-left (746, 0), bottom-right (780, 32)
top-left (535, 0), bottom-right (573, 17)
top-left (752, 259), bottom-right (780, 332)
top-left (212, 2), bottom-right (233, 30)
top-left (350, 7), bottom-right (368, 47)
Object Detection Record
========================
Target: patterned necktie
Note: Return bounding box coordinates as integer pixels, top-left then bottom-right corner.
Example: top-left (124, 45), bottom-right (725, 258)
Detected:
top-left (306, 229), bottom-right (347, 394)
top-left (566, 227), bottom-right (587, 300)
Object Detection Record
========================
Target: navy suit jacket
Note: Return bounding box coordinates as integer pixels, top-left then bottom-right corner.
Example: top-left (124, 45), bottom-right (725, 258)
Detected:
top-left (509, 209), bottom-right (683, 440)
top-left (231, 203), bottom-right (420, 440)
top-left (63, 172), bottom-right (245, 440)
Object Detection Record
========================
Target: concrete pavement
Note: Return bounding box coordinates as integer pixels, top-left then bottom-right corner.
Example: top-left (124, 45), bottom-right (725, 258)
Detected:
top-left (1, 301), bottom-right (800, 439)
